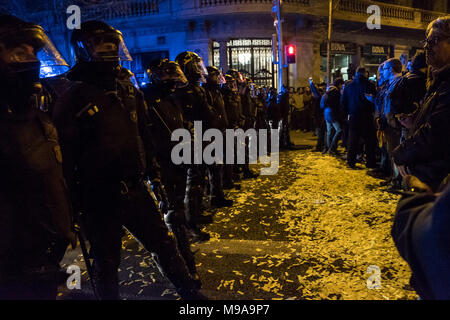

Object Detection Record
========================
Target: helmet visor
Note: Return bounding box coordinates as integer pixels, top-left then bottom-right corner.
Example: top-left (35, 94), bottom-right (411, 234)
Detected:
top-left (0, 25), bottom-right (69, 77)
top-left (77, 30), bottom-right (132, 62)
top-left (218, 72), bottom-right (226, 85)
top-left (197, 58), bottom-right (208, 84)
top-left (149, 61), bottom-right (188, 88)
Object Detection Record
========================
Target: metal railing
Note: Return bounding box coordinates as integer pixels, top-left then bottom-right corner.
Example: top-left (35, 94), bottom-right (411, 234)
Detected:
top-left (338, 0), bottom-right (414, 21)
top-left (199, 0), bottom-right (309, 7)
top-left (421, 10), bottom-right (444, 24)
top-left (83, 0), bottom-right (159, 20)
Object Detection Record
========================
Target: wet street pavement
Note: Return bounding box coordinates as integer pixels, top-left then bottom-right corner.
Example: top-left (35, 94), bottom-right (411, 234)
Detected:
top-left (59, 131), bottom-right (418, 300)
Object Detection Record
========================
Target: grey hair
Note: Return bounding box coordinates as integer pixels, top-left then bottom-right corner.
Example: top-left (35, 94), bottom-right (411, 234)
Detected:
top-left (427, 15), bottom-right (450, 39)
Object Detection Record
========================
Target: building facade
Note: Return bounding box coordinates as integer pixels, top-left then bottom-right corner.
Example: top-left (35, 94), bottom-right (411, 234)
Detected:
top-left (25, 0), bottom-right (450, 88)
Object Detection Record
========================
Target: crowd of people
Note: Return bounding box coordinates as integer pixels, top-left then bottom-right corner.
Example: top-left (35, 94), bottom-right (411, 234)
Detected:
top-left (305, 16), bottom-right (450, 299)
top-left (0, 10), bottom-right (449, 301)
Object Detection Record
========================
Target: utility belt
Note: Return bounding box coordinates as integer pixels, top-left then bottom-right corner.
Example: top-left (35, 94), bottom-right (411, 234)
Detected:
top-left (77, 175), bottom-right (144, 199)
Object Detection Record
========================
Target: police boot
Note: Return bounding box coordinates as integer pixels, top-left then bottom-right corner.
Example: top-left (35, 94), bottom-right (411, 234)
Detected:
top-left (91, 260), bottom-right (120, 300)
top-left (163, 211), bottom-right (200, 280)
top-left (243, 165), bottom-right (259, 179)
top-left (185, 183), bottom-right (212, 226)
top-left (210, 196), bottom-right (233, 208)
top-left (150, 251), bottom-right (207, 300)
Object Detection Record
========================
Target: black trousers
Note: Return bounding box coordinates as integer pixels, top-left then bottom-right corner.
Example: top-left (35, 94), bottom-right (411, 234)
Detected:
top-left (162, 165), bottom-right (197, 277)
top-left (207, 164), bottom-right (225, 200)
top-left (315, 119), bottom-right (326, 151)
top-left (81, 181), bottom-right (195, 300)
top-left (185, 165), bottom-right (206, 230)
top-left (347, 116), bottom-right (377, 167)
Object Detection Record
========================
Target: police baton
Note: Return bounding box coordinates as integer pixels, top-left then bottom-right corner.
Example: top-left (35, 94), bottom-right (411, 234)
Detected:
top-left (73, 217), bottom-right (100, 300)
top-left (150, 105), bottom-right (173, 136)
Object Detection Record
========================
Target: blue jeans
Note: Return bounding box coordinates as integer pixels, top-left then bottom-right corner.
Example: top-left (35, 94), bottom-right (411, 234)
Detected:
top-left (326, 121), bottom-right (342, 152)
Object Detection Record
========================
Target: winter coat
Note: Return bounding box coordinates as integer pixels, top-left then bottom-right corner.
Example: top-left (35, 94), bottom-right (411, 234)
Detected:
top-left (320, 86), bottom-right (341, 123)
top-left (277, 91), bottom-right (290, 120)
top-left (389, 70), bottom-right (427, 116)
top-left (266, 94), bottom-right (280, 122)
top-left (341, 74), bottom-right (377, 121)
top-left (392, 65), bottom-right (450, 191)
top-left (392, 177), bottom-right (450, 299)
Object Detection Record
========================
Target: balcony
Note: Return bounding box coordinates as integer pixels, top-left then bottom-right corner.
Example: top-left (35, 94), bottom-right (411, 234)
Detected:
top-left (194, 0), bottom-right (445, 30)
top-left (335, 0), bottom-right (444, 29)
top-left (199, 0), bottom-right (309, 6)
top-left (83, 0), bottom-right (159, 20)
top-left (32, 0), bottom-right (446, 32)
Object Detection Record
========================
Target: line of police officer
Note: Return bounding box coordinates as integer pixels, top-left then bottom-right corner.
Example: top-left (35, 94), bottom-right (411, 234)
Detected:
top-left (0, 16), bottom-right (267, 300)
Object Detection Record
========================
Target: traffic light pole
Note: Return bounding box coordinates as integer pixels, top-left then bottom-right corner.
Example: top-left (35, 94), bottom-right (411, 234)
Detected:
top-left (276, 0), bottom-right (284, 92)
top-left (327, 0), bottom-right (333, 85)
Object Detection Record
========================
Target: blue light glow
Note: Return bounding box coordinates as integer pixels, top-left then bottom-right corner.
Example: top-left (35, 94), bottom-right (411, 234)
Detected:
top-left (39, 60), bottom-right (69, 78)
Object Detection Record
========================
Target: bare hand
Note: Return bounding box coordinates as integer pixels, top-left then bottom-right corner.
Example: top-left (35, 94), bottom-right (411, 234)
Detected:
top-left (405, 175), bottom-right (433, 193)
top-left (397, 164), bottom-right (408, 178)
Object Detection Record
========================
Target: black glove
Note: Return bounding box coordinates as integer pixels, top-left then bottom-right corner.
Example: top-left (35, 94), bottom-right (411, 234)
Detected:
top-left (151, 180), bottom-right (169, 214)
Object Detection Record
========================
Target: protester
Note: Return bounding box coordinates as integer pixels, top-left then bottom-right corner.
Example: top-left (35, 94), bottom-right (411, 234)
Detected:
top-left (309, 77), bottom-right (326, 152)
top-left (392, 16), bottom-right (450, 192)
top-left (392, 174), bottom-right (450, 299)
top-left (321, 78), bottom-right (344, 155)
top-left (341, 67), bottom-right (378, 169)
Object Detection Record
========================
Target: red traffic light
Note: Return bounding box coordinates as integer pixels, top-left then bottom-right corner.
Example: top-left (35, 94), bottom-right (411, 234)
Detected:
top-left (285, 44), bottom-right (296, 64)
top-left (287, 45), bottom-right (295, 55)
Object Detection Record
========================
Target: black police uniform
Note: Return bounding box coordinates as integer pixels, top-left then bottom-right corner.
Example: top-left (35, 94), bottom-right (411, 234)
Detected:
top-left (220, 81), bottom-right (244, 188)
top-left (53, 61), bottom-right (200, 299)
top-left (173, 82), bottom-right (215, 234)
top-left (141, 82), bottom-right (200, 280)
top-left (239, 83), bottom-right (259, 177)
top-left (0, 15), bottom-right (75, 300)
top-left (0, 107), bottom-right (75, 299)
top-left (203, 79), bottom-right (232, 206)
top-left (174, 52), bottom-right (217, 240)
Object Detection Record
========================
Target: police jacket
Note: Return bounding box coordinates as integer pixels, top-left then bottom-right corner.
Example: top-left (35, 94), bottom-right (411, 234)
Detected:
top-left (203, 82), bottom-right (229, 131)
top-left (220, 85), bottom-right (244, 128)
top-left (240, 85), bottom-right (256, 122)
top-left (392, 65), bottom-right (450, 190)
top-left (141, 83), bottom-right (185, 164)
top-left (0, 107), bottom-right (74, 273)
top-left (52, 63), bottom-right (161, 191)
top-left (254, 95), bottom-right (268, 130)
top-left (174, 83), bottom-right (218, 131)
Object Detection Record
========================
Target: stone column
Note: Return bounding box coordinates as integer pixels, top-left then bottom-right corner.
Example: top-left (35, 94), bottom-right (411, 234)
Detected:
top-left (352, 45), bottom-right (361, 68)
top-left (294, 40), bottom-right (316, 87)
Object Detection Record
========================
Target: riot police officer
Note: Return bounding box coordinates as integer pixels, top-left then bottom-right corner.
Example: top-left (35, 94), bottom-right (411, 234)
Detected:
top-left (226, 69), bottom-right (259, 179)
top-left (52, 20), bottom-right (204, 300)
top-left (141, 58), bottom-right (202, 286)
top-left (0, 15), bottom-right (76, 299)
top-left (174, 51), bottom-right (216, 242)
top-left (204, 66), bottom-right (233, 208)
top-left (220, 74), bottom-right (242, 190)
